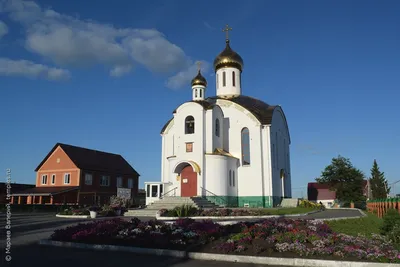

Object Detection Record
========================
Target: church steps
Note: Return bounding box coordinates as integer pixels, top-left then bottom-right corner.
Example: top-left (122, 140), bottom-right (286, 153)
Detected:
top-left (124, 197), bottom-right (221, 217)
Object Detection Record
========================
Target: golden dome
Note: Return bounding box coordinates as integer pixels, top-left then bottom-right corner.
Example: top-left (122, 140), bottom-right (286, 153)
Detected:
top-left (191, 69), bottom-right (207, 87)
top-left (213, 40), bottom-right (244, 72)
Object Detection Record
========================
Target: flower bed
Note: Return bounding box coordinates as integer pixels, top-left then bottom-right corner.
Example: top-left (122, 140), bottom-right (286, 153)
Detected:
top-left (50, 217), bottom-right (400, 263)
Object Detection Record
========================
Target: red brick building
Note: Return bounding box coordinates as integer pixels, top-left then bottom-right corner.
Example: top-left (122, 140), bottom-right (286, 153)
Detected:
top-left (0, 182), bottom-right (35, 204)
top-left (308, 180), bottom-right (369, 207)
top-left (11, 143), bottom-right (140, 206)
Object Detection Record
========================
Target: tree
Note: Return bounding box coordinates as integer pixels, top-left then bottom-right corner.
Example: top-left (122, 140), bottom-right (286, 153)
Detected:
top-left (316, 155), bottom-right (366, 203)
top-left (369, 159), bottom-right (390, 199)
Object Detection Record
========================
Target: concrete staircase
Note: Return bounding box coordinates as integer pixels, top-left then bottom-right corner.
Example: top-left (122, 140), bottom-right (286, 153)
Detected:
top-left (280, 198), bottom-right (299, 208)
top-left (124, 196), bottom-right (220, 217)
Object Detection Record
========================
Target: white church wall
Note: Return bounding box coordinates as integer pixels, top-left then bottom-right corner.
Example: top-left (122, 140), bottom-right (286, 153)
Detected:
top-left (204, 154), bottom-right (229, 197)
top-left (205, 110), bottom-right (213, 153)
top-left (161, 102), bottom-right (206, 196)
top-left (270, 107), bottom-right (292, 205)
top-left (216, 99), bottom-right (264, 207)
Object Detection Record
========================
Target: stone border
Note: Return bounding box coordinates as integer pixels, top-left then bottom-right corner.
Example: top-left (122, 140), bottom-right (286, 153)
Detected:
top-left (156, 209), bottom-right (323, 220)
top-left (56, 214), bottom-right (90, 219)
top-left (39, 239), bottom-right (398, 267)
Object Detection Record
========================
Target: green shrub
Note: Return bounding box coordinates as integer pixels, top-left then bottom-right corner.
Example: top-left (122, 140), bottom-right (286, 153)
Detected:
top-left (387, 224), bottom-right (400, 244)
top-left (172, 204), bottom-right (199, 217)
top-left (380, 209), bottom-right (400, 235)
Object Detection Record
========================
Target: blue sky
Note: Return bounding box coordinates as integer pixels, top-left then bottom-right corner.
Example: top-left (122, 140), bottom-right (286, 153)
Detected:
top-left (1, 0), bottom-right (399, 197)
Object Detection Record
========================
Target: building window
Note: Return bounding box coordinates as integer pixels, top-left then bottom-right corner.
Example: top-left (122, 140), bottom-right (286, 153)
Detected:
top-left (222, 71), bottom-right (226, 87)
top-left (275, 132), bottom-right (278, 169)
top-left (41, 175), bottom-right (47, 184)
top-left (216, 74), bottom-right (219, 89)
top-left (272, 144), bottom-right (275, 168)
top-left (64, 173), bottom-right (71, 184)
top-left (215, 119), bottom-right (220, 137)
top-left (100, 176), bottom-right (110, 186)
top-left (232, 171), bottom-right (235, 186)
top-left (199, 89), bottom-right (202, 98)
top-left (51, 174), bottom-right (56, 184)
top-left (128, 178), bottom-right (133, 189)
top-left (186, 142), bottom-right (193, 152)
top-left (85, 174), bottom-right (92, 185)
top-left (241, 128), bottom-right (251, 165)
top-left (185, 116), bottom-right (195, 134)
top-left (152, 185), bottom-right (158, 197)
top-left (195, 89), bottom-right (198, 97)
top-left (117, 177), bottom-right (123, 188)
top-left (146, 184), bottom-right (150, 197)
top-left (229, 170), bottom-right (232, 186)
top-left (232, 71), bottom-right (236, 87)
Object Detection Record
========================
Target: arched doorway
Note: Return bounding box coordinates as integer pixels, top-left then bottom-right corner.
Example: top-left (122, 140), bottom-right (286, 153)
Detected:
top-left (181, 165), bottom-right (197, 197)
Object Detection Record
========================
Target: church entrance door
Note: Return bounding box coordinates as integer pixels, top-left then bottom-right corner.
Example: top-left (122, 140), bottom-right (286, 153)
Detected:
top-left (181, 165), bottom-right (197, 197)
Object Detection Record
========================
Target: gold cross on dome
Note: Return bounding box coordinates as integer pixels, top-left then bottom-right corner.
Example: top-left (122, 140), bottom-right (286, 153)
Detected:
top-left (196, 61), bottom-right (202, 72)
top-left (222, 24), bottom-right (232, 40)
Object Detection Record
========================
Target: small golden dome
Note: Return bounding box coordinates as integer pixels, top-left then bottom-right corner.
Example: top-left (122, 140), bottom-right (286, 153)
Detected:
top-left (213, 40), bottom-right (244, 72)
top-left (191, 70), bottom-right (207, 87)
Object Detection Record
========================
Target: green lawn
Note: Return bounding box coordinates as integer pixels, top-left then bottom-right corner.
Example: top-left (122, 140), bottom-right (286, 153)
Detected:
top-left (326, 212), bottom-right (383, 237)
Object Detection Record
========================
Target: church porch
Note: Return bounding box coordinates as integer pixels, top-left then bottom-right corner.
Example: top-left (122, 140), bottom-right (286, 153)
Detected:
top-left (144, 182), bottom-right (171, 206)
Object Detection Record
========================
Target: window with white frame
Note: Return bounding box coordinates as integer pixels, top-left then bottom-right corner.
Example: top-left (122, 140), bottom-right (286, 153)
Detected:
top-left (51, 174), bottom-right (56, 184)
top-left (117, 177), bottom-right (123, 188)
top-left (41, 174), bottom-right (48, 184)
top-left (100, 176), bottom-right (110, 186)
top-left (85, 173), bottom-right (93, 185)
top-left (128, 178), bottom-right (133, 189)
top-left (64, 173), bottom-right (71, 184)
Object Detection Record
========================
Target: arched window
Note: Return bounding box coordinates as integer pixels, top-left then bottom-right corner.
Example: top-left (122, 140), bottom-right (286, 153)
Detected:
top-left (229, 170), bottom-right (232, 186)
top-left (232, 71), bottom-right (236, 87)
top-left (199, 89), bottom-right (202, 98)
top-left (232, 171), bottom-right (235, 186)
top-left (215, 119), bottom-right (220, 137)
top-left (222, 71), bottom-right (226, 87)
top-left (195, 89), bottom-right (198, 97)
top-left (185, 116), bottom-right (195, 134)
top-left (216, 74), bottom-right (219, 89)
top-left (241, 128), bottom-right (250, 165)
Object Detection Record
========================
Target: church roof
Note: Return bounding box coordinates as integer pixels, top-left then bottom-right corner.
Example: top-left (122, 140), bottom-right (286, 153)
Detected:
top-left (161, 95), bottom-right (285, 135)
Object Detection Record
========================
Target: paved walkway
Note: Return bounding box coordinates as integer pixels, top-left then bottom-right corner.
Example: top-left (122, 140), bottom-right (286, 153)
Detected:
top-left (0, 209), bottom-right (363, 267)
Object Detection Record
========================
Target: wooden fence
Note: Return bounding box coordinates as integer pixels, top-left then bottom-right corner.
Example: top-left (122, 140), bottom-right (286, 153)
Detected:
top-left (367, 198), bottom-right (400, 218)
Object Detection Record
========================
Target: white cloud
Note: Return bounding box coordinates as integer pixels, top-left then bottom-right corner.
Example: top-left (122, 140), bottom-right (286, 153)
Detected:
top-left (0, 0), bottom-right (209, 88)
top-left (166, 61), bottom-right (211, 90)
top-left (0, 57), bottom-right (70, 80)
top-left (0, 20), bottom-right (8, 39)
top-left (110, 64), bottom-right (132, 77)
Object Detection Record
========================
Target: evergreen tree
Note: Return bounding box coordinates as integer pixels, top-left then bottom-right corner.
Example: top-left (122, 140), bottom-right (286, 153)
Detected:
top-left (316, 155), bottom-right (366, 203)
top-left (369, 159), bottom-right (390, 199)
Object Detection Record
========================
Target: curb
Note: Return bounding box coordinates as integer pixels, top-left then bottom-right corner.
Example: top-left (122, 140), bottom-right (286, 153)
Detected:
top-left (38, 239), bottom-right (398, 267)
top-left (56, 214), bottom-right (90, 219)
top-left (156, 209), bottom-right (323, 221)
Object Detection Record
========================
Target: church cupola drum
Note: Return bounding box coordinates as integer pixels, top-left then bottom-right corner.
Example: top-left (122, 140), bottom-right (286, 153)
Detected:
top-left (214, 24), bottom-right (244, 98)
top-left (191, 61), bottom-right (207, 101)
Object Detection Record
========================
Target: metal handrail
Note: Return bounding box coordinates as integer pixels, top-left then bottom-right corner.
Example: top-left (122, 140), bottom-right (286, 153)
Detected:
top-left (200, 187), bottom-right (227, 207)
top-left (160, 187), bottom-right (177, 199)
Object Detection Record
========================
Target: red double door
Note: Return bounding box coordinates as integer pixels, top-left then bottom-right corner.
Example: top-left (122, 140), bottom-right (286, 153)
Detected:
top-left (180, 165), bottom-right (197, 197)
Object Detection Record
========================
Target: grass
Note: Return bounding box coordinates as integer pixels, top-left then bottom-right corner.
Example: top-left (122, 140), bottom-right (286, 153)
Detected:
top-left (226, 207), bottom-right (317, 216)
top-left (326, 212), bottom-right (383, 237)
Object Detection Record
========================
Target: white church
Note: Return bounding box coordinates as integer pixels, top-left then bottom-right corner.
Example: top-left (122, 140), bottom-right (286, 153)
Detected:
top-left (145, 26), bottom-right (291, 208)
